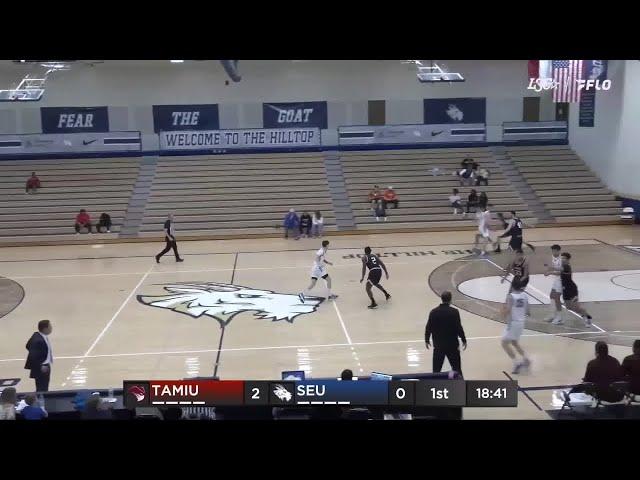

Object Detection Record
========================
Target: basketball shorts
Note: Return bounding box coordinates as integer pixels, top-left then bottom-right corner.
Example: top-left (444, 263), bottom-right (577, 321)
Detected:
top-left (551, 277), bottom-right (562, 293)
top-left (511, 276), bottom-right (529, 290)
top-left (509, 236), bottom-right (523, 250)
top-left (502, 320), bottom-right (525, 342)
top-left (367, 269), bottom-right (382, 285)
top-left (478, 227), bottom-right (490, 239)
top-left (311, 265), bottom-right (328, 279)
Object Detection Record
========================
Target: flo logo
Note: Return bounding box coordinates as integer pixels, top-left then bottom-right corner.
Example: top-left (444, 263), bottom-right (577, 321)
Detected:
top-left (137, 282), bottom-right (323, 326)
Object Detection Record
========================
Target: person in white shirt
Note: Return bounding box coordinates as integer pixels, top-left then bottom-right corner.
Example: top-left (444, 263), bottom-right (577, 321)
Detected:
top-left (299, 240), bottom-right (338, 302)
top-left (544, 244), bottom-right (564, 324)
top-left (501, 279), bottom-right (531, 374)
top-left (449, 188), bottom-right (463, 215)
top-left (311, 211), bottom-right (324, 238)
top-left (473, 206), bottom-right (498, 256)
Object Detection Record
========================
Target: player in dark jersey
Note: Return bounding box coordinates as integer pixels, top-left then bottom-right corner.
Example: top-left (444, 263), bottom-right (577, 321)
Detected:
top-left (500, 249), bottom-right (530, 292)
top-left (495, 211), bottom-right (535, 254)
top-left (560, 252), bottom-right (593, 327)
top-left (360, 246), bottom-right (391, 309)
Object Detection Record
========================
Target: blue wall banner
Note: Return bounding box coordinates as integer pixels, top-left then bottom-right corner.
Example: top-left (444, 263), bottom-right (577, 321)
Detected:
top-left (41, 106), bottom-right (109, 133)
top-left (160, 128), bottom-right (321, 151)
top-left (578, 90), bottom-right (596, 127)
top-left (583, 60), bottom-right (608, 81)
top-left (578, 61), bottom-right (607, 128)
top-left (503, 121), bottom-right (568, 141)
top-left (152, 104), bottom-right (219, 133)
top-left (424, 98), bottom-right (486, 124)
top-left (338, 124), bottom-right (486, 145)
top-left (263, 102), bottom-right (328, 129)
top-left (0, 131), bottom-right (141, 156)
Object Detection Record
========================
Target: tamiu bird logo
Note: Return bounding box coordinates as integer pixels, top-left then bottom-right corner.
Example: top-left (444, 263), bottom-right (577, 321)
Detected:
top-left (128, 385), bottom-right (146, 402)
top-left (446, 104), bottom-right (464, 122)
top-left (137, 282), bottom-right (324, 327)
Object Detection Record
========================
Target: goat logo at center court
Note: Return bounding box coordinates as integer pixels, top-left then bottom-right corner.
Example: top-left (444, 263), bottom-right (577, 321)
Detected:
top-left (137, 282), bottom-right (324, 327)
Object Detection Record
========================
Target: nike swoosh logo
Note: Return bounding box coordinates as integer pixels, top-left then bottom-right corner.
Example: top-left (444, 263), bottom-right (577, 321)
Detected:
top-left (431, 130), bottom-right (444, 137)
top-left (83, 139), bottom-right (97, 145)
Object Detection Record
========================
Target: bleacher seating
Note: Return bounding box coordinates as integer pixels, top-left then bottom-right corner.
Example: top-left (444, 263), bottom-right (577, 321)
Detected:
top-left (342, 147), bottom-right (535, 230)
top-left (506, 145), bottom-right (621, 223)
top-left (0, 158), bottom-right (140, 240)
top-left (139, 152), bottom-right (336, 237)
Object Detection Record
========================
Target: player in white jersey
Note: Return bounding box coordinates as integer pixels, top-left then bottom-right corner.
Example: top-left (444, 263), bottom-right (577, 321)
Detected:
top-left (473, 205), bottom-right (499, 255)
top-left (299, 240), bottom-right (338, 303)
top-left (501, 278), bottom-right (531, 374)
top-left (544, 244), bottom-right (564, 324)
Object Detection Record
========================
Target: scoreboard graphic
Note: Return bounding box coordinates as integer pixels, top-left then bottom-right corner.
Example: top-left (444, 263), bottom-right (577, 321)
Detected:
top-left (123, 380), bottom-right (518, 409)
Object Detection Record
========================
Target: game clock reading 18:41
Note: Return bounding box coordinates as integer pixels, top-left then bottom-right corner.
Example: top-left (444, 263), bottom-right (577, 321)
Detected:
top-left (465, 381), bottom-right (518, 407)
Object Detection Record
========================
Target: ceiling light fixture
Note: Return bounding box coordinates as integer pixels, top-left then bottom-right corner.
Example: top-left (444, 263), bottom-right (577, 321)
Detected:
top-left (170, 60), bottom-right (184, 63)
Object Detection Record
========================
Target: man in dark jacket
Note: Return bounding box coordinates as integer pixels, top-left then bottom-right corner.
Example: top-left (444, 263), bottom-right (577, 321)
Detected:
top-left (299, 212), bottom-right (312, 238)
top-left (24, 320), bottom-right (54, 392)
top-left (582, 341), bottom-right (624, 402)
top-left (425, 291), bottom-right (467, 377)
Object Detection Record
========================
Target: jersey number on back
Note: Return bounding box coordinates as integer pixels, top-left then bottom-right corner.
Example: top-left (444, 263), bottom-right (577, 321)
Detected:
top-left (515, 299), bottom-right (525, 308)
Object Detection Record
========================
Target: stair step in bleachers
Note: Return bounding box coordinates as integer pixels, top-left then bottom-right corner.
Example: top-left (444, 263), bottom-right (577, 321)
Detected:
top-left (0, 157), bottom-right (140, 239)
top-left (506, 146), bottom-right (620, 222)
top-left (141, 153), bottom-right (336, 235)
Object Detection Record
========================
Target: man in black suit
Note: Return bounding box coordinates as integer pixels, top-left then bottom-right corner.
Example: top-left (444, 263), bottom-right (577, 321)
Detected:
top-left (24, 320), bottom-right (54, 392)
top-left (425, 291), bottom-right (467, 377)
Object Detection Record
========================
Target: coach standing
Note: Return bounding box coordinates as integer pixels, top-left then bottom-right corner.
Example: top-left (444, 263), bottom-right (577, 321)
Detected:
top-left (425, 291), bottom-right (467, 377)
top-left (24, 320), bottom-right (54, 392)
top-left (155, 213), bottom-right (184, 263)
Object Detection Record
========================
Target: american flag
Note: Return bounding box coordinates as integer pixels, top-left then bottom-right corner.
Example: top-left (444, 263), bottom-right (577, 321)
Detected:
top-left (552, 60), bottom-right (584, 103)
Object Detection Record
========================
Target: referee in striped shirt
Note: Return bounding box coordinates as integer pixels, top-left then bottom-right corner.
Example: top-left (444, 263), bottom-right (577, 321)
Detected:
top-left (155, 213), bottom-right (184, 263)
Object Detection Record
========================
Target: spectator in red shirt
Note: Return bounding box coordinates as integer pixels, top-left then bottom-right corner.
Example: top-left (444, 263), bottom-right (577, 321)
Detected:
top-left (582, 341), bottom-right (624, 402)
top-left (26, 172), bottom-right (41, 194)
top-left (382, 186), bottom-right (398, 209)
top-left (74, 209), bottom-right (93, 234)
top-left (622, 339), bottom-right (640, 396)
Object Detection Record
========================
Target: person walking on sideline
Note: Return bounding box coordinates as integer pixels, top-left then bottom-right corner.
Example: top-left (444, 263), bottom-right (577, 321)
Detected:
top-left (155, 213), bottom-right (184, 263)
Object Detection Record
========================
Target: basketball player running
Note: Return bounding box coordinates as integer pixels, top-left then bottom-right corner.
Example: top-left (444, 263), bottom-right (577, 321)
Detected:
top-left (496, 211), bottom-right (536, 254)
top-left (299, 240), bottom-right (338, 303)
top-left (501, 278), bottom-right (531, 374)
top-left (359, 246), bottom-right (391, 309)
top-left (500, 249), bottom-right (530, 292)
top-left (544, 244), bottom-right (564, 324)
top-left (559, 252), bottom-right (593, 327)
top-left (473, 205), bottom-right (499, 256)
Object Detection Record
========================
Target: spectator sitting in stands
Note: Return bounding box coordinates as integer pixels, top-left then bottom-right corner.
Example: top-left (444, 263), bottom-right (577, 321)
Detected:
top-left (18, 394), bottom-right (48, 420)
top-left (0, 387), bottom-right (17, 420)
top-left (75, 209), bottom-right (93, 234)
top-left (622, 339), bottom-right (640, 397)
top-left (26, 172), bottom-right (41, 194)
top-left (299, 211), bottom-right (312, 238)
top-left (459, 166), bottom-right (474, 186)
top-left (368, 185), bottom-right (382, 210)
top-left (461, 157), bottom-right (473, 170)
top-left (479, 191), bottom-right (489, 209)
top-left (466, 189), bottom-right (479, 215)
top-left (312, 211), bottom-right (324, 238)
top-left (375, 199), bottom-right (387, 222)
top-left (283, 208), bottom-right (300, 240)
top-left (475, 165), bottom-right (489, 186)
top-left (96, 213), bottom-right (112, 233)
top-left (449, 188), bottom-right (463, 215)
top-left (570, 341), bottom-right (625, 403)
top-left (82, 394), bottom-right (114, 420)
top-left (383, 186), bottom-right (398, 209)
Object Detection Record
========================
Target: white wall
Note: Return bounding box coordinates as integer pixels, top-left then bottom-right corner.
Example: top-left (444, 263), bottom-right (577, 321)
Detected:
top-left (569, 60), bottom-right (640, 196)
top-left (0, 60), bottom-right (551, 139)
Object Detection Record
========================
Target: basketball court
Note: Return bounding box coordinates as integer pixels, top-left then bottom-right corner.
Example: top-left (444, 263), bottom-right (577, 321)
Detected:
top-left (1, 224), bottom-right (639, 419)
